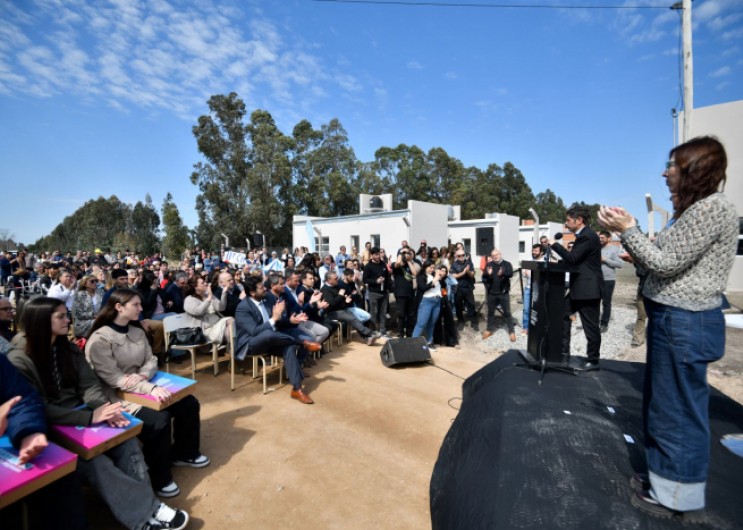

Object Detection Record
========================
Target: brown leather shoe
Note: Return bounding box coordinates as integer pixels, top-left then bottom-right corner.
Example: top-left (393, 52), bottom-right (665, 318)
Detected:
top-left (302, 340), bottom-right (322, 352)
top-left (509, 332), bottom-right (516, 342)
top-left (290, 389), bottom-right (314, 404)
top-left (482, 331), bottom-right (493, 340)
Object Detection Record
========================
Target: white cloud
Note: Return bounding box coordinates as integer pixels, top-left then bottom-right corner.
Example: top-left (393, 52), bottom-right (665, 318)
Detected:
top-left (708, 13), bottom-right (743, 31)
top-left (0, 1), bottom-right (362, 120)
top-left (710, 66), bottom-right (731, 77)
top-left (406, 61), bottom-right (423, 70)
top-left (445, 72), bottom-right (457, 80)
top-left (721, 27), bottom-right (743, 40)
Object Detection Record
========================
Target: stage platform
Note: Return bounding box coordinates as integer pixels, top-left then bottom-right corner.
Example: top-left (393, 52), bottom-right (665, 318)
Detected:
top-left (430, 350), bottom-right (743, 529)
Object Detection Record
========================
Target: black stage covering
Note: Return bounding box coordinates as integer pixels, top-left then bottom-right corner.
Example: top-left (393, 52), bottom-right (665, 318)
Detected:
top-left (430, 350), bottom-right (743, 530)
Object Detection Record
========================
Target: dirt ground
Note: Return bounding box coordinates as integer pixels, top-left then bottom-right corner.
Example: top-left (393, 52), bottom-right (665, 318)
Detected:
top-left (76, 269), bottom-right (741, 528)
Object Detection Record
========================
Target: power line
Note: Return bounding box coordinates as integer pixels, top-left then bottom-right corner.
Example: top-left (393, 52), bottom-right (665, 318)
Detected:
top-left (313, 0), bottom-right (670, 9)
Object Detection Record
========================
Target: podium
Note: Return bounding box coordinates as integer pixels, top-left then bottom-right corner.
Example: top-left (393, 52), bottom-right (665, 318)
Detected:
top-left (519, 261), bottom-right (578, 381)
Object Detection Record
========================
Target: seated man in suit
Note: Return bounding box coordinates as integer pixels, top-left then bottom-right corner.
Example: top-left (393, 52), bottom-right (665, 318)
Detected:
top-left (264, 273), bottom-right (319, 368)
top-left (235, 276), bottom-right (321, 404)
top-left (321, 271), bottom-right (377, 346)
top-left (284, 269), bottom-right (330, 344)
top-left (299, 270), bottom-right (340, 338)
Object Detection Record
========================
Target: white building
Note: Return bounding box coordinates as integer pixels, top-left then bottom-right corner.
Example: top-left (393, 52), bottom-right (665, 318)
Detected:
top-left (293, 195), bottom-right (551, 268)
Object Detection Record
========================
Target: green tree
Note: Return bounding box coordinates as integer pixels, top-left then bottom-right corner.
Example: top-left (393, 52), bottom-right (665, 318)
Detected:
top-left (245, 109), bottom-right (295, 245)
top-left (426, 147), bottom-right (464, 204)
top-left (191, 92), bottom-right (253, 251)
top-left (191, 93), bottom-right (296, 248)
top-left (34, 196), bottom-right (131, 252)
top-left (534, 189), bottom-right (567, 223)
top-left (568, 201), bottom-right (602, 228)
top-left (373, 144), bottom-right (431, 209)
top-left (130, 194), bottom-right (161, 255)
top-left (161, 193), bottom-right (189, 261)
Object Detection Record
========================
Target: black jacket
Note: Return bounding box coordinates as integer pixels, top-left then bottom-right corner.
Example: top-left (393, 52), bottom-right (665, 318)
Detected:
top-left (551, 228), bottom-right (603, 300)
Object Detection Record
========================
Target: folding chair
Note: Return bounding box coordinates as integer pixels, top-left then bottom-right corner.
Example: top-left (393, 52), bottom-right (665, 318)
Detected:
top-left (163, 314), bottom-right (211, 380)
top-left (211, 320), bottom-right (236, 390)
top-left (249, 353), bottom-right (284, 395)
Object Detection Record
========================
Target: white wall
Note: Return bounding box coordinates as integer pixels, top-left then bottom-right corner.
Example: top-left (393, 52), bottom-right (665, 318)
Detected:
top-left (683, 100), bottom-right (743, 291)
top-left (293, 212), bottom-right (411, 256)
top-left (408, 200), bottom-right (451, 250)
top-left (518, 222), bottom-right (564, 262)
top-left (447, 213), bottom-right (520, 266)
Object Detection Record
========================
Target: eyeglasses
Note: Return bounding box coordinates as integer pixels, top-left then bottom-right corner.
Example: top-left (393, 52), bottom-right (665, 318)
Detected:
top-left (665, 160), bottom-right (677, 169)
top-left (0, 306), bottom-right (13, 312)
top-left (89, 280), bottom-right (98, 284)
top-left (456, 254), bottom-right (464, 257)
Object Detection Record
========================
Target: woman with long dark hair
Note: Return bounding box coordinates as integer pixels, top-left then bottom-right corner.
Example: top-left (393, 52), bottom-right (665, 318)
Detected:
top-left (86, 288), bottom-right (209, 499)
top-left (137, 269), bottom-right (173, 321)
top-left (412, 260), bottom-right (447, 351)
top-left (599, 136), bottom-right (737, 518)
top-left (8, 296), bottom-right (189, 529)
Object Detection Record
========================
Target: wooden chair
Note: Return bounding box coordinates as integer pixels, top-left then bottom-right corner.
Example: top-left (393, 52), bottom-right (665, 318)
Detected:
top-left (210, 319), bottom-right (236, 390)
top-left (163, 314), bottom-right (211, 380)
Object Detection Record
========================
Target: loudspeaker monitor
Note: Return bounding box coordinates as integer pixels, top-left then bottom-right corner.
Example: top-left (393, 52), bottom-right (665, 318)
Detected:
top-left (475, 227), bottom-right (494, 257)
top-left (380, 337), bottom-right (432, 367)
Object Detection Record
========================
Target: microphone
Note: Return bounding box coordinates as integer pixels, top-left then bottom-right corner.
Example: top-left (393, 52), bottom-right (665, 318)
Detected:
top-left (554, 232), bottom-right (563, 241)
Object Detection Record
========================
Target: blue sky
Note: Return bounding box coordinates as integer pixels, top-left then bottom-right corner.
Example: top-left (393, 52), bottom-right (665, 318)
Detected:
top-left (1, 0), bottom-right (741, 247)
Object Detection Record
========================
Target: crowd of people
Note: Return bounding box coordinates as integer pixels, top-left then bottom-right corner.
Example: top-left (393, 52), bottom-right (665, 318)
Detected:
top-left (0, 135), bottom-right (736, 526)
top-left (0, 237), bottom-right (521, 529)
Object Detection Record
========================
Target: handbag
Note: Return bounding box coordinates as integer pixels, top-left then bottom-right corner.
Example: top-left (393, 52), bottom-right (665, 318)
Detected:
top-left (170, 327), bottom-right (208, 346)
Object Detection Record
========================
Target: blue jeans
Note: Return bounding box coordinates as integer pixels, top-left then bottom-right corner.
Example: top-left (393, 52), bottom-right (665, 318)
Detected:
top-left (522, 288), bottom-right (531, 331)
top-left (412, 297), bottom-right (441, 344)
top-left (643, 299), bottom-right (725, 511)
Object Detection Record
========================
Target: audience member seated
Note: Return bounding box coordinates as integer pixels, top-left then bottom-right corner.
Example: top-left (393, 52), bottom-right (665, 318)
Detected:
top-left (182, 277), bottom-right (233, 345)
top-left (7, 297), bottom-right (189, 530)
top-left (234, 277), bottom-right (320, 405)
top-left (298, 270), bottom-right (340, 337)
top-left (284, 269), bottom-right (330, 344)
top-left (0, 353), bottom-right (89, 529)
top-left (163, 271), bottom-right (187, 314)
top-left (0, 296), bottom-right (16, 355)
top-left (339, 268), bottom-right (371, 323)
top-left (320, 271), bottom-right (377, 346)
top-left (101, 269), bottom-right (130, 307)
top-left (212, 271), bottom-right (243, 318)
top-left (263, 274), bottom-right (321, 367)
top-left (46, 268), bottom-right (76, 311)
top-left (86, 289), bottom-right (209, 499)
top-left (71, 274), bottom-right (102, 339)
top-left (137, 269), bottom-right (170, 321)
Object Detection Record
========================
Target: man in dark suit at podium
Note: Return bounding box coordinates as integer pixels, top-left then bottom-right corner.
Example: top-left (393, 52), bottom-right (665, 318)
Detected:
top-left (551, 205), bottom-right (603, 371)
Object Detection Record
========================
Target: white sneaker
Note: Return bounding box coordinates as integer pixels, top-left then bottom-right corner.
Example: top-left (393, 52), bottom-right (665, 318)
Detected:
top-left (144, 503), bottom-right (189, 530)
top-left (156, 480), bottom-right (180, 498)
top-left (172, 454), bottom-right (210, 468)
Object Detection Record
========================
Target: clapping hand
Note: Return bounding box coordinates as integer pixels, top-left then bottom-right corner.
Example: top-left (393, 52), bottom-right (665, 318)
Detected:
top-left (598, 205), bottom-right (636, 233)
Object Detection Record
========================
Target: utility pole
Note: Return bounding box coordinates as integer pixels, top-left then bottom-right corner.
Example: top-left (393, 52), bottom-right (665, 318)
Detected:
top-left (682, 0), bottom-right (693, 141)
top-left (672, 0), bottom-right (694, 141)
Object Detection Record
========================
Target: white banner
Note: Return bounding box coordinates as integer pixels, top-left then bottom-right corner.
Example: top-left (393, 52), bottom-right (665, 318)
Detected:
top-left (223, 251), bottom-right (247, 266)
